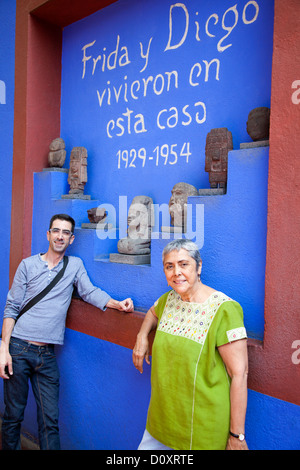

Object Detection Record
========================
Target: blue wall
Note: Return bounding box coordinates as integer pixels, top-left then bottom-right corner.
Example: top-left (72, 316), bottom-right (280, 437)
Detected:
top-left (191, 148), bottom-right (269, 339)
top-left (246, 390), bottom-right (300, 450)
top-left (0, 0), bottom-right (15, 314)
top-left (0, 0), bottom-right (16, 426)
top-left (0, 0), bottom-right (16, 432)
top-left (60, 0), bottom-right (274, 212)
top-left (58, 0), bottom-right (274, 339)
top-left (57, 330), bottom-right (151, 450)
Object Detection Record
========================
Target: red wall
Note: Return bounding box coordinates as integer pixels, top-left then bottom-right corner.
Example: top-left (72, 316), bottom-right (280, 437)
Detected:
top-left (11, 0), bottom-right (300, 406)
top-left (247, 0), bottom-right (300, 404)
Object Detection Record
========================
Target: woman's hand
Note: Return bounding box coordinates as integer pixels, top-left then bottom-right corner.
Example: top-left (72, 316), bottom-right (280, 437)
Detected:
top-left (218, 339), bottom-right (248, 451)
top-left (132, 333), bottom-right (150, 373)
top-left (132, 306), bottom-right (158, 373)
top-left (226, 435), bottom-right (248, 450)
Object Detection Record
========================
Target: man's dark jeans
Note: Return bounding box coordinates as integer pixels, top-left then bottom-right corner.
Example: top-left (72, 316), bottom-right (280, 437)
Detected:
top-left (2, 337), bottom-right (60, 450)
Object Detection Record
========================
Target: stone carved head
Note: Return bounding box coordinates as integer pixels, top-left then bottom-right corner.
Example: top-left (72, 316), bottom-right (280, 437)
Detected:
top-left (169, 182), bottom-right (198, 227)
top-left (117, 195), bottom-right (154, 255)
top-left (246, 107), bottom-right (270, 141)
top-left (48, 137), bottom-right (66, 168)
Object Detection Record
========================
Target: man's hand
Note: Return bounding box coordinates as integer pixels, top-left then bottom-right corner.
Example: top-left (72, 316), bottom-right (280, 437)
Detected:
top-left (0, 318), bottom-right (15, 379)
top-left (117, 298), bottom-right (134, 312)
top-left (0, 346), bottom-right (13, 379)
top-left (106, 298), bottom-right (134, 312)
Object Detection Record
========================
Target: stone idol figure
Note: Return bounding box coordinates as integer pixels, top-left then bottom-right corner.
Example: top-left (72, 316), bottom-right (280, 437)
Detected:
top-left (110, 195), bottom-right (153, 265)
top-left (62, 146), bottom-right (90, 200)
top-left (164, 182), bottom-right (198, 231)
top-left (204, 128), bottom-right (233, 192)
top-left (48, 137), bottom-right (66, 168)
top-left (246, 107), bottom-right (270, 142)
top-left (68, 147), bottom-right (87, 194)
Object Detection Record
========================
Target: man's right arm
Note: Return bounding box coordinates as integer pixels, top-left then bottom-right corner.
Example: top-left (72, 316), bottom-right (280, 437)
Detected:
top-left (0, 318), bottom-right (15, 379)
top-left (0, 259), bottom-right (27, 379)
top-left (3, 260), bottom-right (27, 321)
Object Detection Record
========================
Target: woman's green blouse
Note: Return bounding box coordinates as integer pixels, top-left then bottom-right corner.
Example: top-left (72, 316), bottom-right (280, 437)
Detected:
top-left (146, 290), bottom-right (247, 450)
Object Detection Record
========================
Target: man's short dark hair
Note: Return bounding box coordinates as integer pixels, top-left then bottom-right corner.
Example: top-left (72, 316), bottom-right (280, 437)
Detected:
top-left (49, 214), bottom-right (75, 234)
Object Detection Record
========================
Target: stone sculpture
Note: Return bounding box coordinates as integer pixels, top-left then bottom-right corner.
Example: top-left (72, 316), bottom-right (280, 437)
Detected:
top-left (110, 195), bottom-right (154, 265)
top-left (48, 137), bottom-right (66, 168)
top-left (118, 195), bottom-right (153, 255)
top-left (67, 146), bottom-right (88, 195)
top-left (205, 128), bottom-right (233, 190)
top-left (81, 206), bottom-right (112, 230)
top-left (169, 182), bottom-right (198, 228)
top-left (246, 107), bottom-right (270, 141)
top-left (87, 207), bottom-right (107, 224)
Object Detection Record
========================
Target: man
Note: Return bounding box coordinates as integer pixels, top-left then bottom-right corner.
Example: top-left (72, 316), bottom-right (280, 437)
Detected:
top-left (0, 213), bottom-right (133, 450)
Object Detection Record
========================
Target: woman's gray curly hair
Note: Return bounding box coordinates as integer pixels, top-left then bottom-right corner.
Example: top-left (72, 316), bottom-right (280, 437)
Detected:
top-left (162, 239), bottom-right (202, 270)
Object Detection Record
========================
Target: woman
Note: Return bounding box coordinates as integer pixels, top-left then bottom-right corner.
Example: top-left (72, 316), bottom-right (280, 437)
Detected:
top-left (132, 239), bottom-right (248, 450)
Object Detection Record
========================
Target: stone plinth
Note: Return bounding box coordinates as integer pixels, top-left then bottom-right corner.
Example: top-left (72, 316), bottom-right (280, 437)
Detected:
top-left (109, 253), bottom-right (150, 265)
top-left (62, 193), bottom-right (91, 200)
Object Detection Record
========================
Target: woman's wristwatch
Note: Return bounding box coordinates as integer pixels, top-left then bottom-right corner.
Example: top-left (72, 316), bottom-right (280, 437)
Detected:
top-left (229, 431), bottom-right (245, 441)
